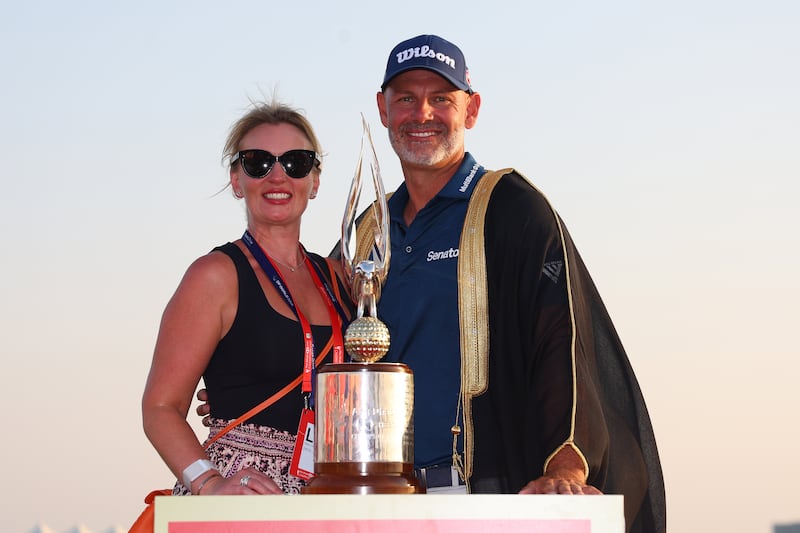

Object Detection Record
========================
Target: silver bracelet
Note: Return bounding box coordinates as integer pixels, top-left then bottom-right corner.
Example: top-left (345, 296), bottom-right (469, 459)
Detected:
top-left (182, 458), bottom-right (216, 488)
top-left (194, 472), bottom-right (222, 495)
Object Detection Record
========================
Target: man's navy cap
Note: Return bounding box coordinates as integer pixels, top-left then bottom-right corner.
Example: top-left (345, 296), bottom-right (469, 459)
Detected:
top-left (381, 34), bottom-right (473, 93)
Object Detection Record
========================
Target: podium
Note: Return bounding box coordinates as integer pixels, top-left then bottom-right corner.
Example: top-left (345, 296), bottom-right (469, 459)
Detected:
top-left (153, 494), bottom-right (624, 532)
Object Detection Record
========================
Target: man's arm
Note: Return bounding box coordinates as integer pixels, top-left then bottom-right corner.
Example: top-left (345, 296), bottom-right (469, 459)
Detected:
top-left (480, 173), bottom-right (608, 494)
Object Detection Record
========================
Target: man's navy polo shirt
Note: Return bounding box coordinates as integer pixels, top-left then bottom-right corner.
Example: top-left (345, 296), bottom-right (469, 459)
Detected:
top-left (378, 153), bottom-right (485, 468)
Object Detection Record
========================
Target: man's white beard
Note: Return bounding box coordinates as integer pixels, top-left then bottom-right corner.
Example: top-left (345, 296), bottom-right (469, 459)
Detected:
top-left (389, 127), bottom-right (462, 167)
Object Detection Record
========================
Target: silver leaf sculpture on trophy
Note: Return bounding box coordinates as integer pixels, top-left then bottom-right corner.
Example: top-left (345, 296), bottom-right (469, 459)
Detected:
top-left (303, 115), bottom-right (422, 494)
top-left (340, 114), bottom-right (391, 364)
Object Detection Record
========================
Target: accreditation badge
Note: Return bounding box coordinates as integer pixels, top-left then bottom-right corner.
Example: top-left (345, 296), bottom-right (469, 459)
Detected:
top-left (290, 408), bottom-right (315, 480)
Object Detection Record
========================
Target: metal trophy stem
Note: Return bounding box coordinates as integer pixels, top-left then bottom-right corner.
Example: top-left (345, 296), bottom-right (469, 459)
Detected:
top-left (303, 116), bottom-right (422, 494)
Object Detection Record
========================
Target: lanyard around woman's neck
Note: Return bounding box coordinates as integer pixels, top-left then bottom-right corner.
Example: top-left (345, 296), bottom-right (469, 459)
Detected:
top-left (242, 230), bottom-right (345, 405)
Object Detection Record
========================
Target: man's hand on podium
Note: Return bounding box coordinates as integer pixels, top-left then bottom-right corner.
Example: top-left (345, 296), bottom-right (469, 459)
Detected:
top-left (518, 445), bottom-right (603, 495)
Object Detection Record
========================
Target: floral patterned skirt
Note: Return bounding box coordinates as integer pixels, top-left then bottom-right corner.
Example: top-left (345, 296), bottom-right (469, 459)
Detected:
top-left (172, 418), bottom-right (306, 495)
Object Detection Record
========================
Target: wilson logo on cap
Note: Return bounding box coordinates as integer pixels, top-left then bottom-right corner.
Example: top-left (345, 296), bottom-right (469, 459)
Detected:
top-left (395, 45), bottom-right (457, 70)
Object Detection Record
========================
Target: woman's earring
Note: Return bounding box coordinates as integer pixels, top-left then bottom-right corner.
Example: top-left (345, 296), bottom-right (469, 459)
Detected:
top-left (309, 191), bottom-right (317, 199)
top-left (234, 189), bottom-right (244, 198)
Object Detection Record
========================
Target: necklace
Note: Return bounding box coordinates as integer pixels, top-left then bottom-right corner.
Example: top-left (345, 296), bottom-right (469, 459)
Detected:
top-left (266, 245), bottom-right (306, 272)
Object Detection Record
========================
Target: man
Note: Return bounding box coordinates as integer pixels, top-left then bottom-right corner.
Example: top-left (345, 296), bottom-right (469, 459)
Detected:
top-left (363, 34), bottom-right (664, 532)
top-left (200, 34), bottom-right (665, 533)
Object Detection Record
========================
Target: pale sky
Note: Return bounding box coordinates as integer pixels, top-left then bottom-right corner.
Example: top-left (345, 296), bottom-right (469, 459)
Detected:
top-left (1, 1), bottom-right (798, 532)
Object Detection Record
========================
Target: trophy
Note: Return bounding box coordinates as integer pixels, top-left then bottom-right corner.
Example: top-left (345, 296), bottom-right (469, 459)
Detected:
top-left (303, 116), bottom-right (422, 494)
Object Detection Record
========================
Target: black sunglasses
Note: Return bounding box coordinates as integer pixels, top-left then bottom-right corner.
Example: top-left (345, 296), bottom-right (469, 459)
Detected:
top-left (231, 149), bottom-right (320, 179)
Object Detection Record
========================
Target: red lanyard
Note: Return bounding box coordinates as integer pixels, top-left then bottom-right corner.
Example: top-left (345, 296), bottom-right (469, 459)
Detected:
top-left (242, 231), bottom-right (345, 400)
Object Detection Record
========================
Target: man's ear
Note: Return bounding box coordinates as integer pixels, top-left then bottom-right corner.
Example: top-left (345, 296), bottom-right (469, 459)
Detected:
top-left (465, 92), bottom-right (481, 130)
top-left (377, 91), bottom-right (389, 127)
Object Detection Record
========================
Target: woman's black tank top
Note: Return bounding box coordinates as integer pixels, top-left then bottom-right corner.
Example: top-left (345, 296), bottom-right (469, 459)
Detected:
top-left (203, 242), bottom-right (342, 432)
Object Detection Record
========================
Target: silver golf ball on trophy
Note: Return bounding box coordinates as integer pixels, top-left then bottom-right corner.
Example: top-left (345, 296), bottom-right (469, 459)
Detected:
top-left (303, 116), bottom-right (422, 494)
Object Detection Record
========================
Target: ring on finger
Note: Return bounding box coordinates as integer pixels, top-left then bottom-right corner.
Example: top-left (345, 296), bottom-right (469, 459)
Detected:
top-left (240, 475), bottom-right (251, 487)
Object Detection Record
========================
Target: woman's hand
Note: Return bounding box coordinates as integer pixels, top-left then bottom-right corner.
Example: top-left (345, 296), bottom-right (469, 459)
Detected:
top-left (198, 467), bottom-right (283, 495)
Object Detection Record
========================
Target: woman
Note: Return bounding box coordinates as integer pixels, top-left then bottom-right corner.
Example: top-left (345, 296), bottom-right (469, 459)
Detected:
top-left (142, 101), bottom-right (351, 495)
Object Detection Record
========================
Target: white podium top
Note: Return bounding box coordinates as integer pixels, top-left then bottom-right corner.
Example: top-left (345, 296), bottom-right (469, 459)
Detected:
top-left (155, 493), bottom-right (624, 533)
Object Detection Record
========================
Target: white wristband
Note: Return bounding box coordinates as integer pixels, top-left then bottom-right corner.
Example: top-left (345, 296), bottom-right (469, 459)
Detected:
top-left (182, 459), bottom-right (216, 488)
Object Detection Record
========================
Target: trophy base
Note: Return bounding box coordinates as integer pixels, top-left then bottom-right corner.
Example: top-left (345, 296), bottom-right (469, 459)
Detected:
top-left (302, 461), bottom-right (425, 494)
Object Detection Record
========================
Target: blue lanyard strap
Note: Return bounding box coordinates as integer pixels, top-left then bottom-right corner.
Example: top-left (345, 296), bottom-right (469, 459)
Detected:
top-left (241, 230), bottom-right (346, 407)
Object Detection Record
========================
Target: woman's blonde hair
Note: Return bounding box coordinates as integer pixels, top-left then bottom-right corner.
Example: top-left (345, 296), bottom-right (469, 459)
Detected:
top-left (223, 101), bottom-right (322, 170)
